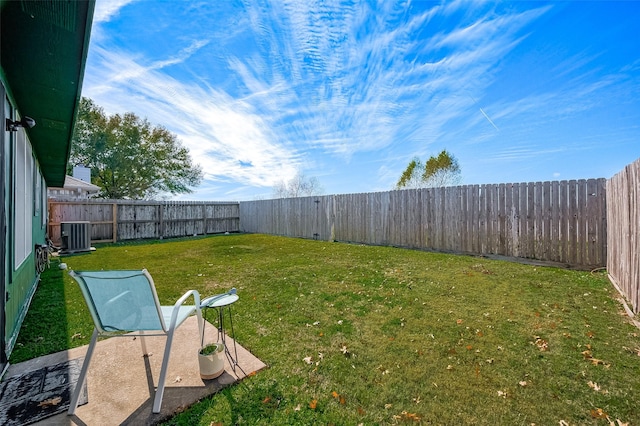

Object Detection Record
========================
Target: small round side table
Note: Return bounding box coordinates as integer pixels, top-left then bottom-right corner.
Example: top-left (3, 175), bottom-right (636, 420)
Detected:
top-left (201, 290), bottom-right (244, 376)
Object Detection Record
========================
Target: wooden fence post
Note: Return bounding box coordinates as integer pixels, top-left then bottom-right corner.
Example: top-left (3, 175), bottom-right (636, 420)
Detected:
top-left (112, 203), bottom-right (117, 243)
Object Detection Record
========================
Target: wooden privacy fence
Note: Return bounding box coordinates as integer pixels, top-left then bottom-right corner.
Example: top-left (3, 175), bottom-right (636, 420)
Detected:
top-left (607, 158), bottom-right (640, 314)
top-left (240, 179), bottom-right (607, 269)
top-left (48, 200), bottom-right (240, 244)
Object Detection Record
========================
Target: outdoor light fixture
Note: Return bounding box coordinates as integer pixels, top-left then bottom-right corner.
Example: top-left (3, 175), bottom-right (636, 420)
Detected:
top-left (6, 116), bottom-right (36, 131)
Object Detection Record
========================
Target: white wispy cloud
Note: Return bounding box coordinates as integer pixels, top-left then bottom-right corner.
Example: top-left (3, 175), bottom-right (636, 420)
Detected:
top-left (85, 0), bottom-right (570, 197)
top-left (93, 0), bottom-right (136, 23)
top-left (261, 1), bottom-right (551, 186)
top-left (83, 45), bottom-right (302, 191)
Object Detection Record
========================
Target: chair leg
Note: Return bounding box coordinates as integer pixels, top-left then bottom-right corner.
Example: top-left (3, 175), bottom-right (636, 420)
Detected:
top-left (152, 330), bottom-right (175, 413)
top-left (195, 308), bottom-right (204, 347)
top-left (68, 328), bottom-right (99, 415)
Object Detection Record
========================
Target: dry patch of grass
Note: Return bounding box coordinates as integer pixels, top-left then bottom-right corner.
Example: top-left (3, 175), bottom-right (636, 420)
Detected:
top-left (13, 234), bottom-right (640, 425)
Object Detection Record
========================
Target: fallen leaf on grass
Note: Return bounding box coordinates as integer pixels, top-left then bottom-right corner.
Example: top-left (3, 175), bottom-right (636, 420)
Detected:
top-left (610, 419), bottom-right (629, 426)
top-left (532, 336), bottom-right (548, 351)
top-left (341, 345), bottom-right (352, 357)
top-left (456, 319), bottom-right (463, 325)
top-left (559, 421), bottom-right (569, 426)
top-left (357, 407), bottom-right (366, 415)
top-left (519, 381), bottom-right (528, 387)
top-left (393, 411), bottom-right (421, 422)
top-left (587, 381), bottom-right (601, 391)
top-left (590, 408), bottom-right (607, 419)
top-left (38, 396), bottom-right (62, 407)
top-left (303, 356), bottom-right (313, 364)
top-left (582, 350), bottom-right (611, 367)
top-left (262, 396), bottom-right (271, 404)
top-left (384, 403), bottom-right (393, 409)
top-left (332, 391), bottom-right (339, 399)
top-left (309, 399), bottom-right (317, 410)
top-left (497, 390), bottom-right (507, 398)
top-left (293, 404), bottom-right (301, 411)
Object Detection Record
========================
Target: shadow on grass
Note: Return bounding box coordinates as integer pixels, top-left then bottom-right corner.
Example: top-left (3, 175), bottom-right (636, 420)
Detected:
top-left (163, 379), bottom-right (287, 425)
top-left (9, 258), bottom-right (82, 364)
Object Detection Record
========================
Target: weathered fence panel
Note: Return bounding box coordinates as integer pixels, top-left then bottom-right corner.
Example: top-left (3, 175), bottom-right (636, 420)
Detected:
top-left (240, 179), bottom-right (607, 269)
top-left (49, 200), bottom-right (240, 244)
top-left (607, 158), bottom-right (640, 314)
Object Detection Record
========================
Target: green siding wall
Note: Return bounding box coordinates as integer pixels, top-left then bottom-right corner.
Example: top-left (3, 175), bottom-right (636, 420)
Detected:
top-left (5, 205), bottom-right (47, 356)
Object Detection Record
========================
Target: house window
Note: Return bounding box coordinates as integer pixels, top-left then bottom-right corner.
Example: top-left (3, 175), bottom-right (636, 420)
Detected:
top-left (41, 173), bottom-right (47, 228)
top-left (34, 162), bottom-right (41, 217)
top-left (14, 126), bottom-right (33, 269)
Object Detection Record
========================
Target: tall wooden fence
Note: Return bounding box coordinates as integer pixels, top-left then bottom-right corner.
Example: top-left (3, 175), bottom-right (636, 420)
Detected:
top-left (607, 158), bottom-right (640, 313)
top-left (240, 179), bottom-right (607, 269)
top-left (48, 199), bottom-right (240, 244)
top-left (48, 170), bottom-right (640, 313)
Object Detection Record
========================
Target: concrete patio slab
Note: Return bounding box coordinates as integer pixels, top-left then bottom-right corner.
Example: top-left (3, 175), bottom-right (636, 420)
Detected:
top-left (5, 317), bottom-right (266, 425)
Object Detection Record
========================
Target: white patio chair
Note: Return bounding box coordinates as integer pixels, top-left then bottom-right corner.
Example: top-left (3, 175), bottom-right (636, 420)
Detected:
top-left (67, 269), bottom-right (203, 414)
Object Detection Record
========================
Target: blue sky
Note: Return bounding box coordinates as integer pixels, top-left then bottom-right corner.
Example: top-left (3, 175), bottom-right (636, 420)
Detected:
top-left (83, 0), bottom-right (640, 201)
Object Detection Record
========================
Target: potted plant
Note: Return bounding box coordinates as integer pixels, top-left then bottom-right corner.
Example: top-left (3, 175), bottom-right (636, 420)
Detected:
top-left (198, 342), bottom-right (225, 379)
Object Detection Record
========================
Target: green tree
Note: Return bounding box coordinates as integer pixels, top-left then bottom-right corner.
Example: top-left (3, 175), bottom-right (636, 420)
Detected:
top-left (69, 98), bottom-right (203, 199)
top-left (396, 149), bottom-right (461, 189)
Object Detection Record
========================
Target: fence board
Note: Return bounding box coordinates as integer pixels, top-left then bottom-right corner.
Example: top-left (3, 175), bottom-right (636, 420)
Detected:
top-left (544, 183), bottom-right (551, 259)
top-left (607, 158), bottom-right (640, 313)
top-left (550, 181), bottom-right (559, 261)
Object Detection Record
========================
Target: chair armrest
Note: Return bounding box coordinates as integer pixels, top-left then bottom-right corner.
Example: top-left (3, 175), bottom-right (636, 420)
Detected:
top-left (167, 289), bottom-right (201, 331)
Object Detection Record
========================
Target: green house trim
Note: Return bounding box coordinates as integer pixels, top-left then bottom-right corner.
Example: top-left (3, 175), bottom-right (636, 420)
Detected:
top-left (1, 0), bottom-right (95, 373)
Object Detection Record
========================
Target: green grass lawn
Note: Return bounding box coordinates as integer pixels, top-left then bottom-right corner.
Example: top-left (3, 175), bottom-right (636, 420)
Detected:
top-left (11, 234), bottom-right (640, 425)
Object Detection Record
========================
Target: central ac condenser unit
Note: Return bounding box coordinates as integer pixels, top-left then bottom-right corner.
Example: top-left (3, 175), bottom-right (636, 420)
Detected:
top-left (60, 221), bottom-right (91, 254)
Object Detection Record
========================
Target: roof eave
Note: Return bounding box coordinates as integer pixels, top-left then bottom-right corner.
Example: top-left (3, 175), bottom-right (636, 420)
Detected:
top-left (1, 0), bottom-right (95, 187)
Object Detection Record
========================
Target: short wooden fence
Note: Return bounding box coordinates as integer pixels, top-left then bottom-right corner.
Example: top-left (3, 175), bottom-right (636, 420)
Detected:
top-left (48, 200), bottom-right (240, 244)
